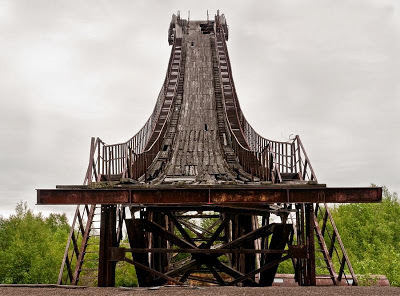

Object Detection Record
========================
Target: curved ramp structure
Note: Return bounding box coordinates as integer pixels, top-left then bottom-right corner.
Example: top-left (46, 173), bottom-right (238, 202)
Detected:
top-left (37, 12), bottom-right (382, 288)
top-left (85, 14), bottom-right (316, 186)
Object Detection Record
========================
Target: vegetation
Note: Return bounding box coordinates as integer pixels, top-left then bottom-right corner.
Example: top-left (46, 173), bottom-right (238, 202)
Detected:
top-left (330, 187), bottom-right (400, 286)
top-left (114, 251), bottom-right (138, 287)
top-left (0, 186), bottom-right (398, 286)
top-left (277, 186), bottom-right (400, 286)
top-left (0, 202), bottom-right (69, 283)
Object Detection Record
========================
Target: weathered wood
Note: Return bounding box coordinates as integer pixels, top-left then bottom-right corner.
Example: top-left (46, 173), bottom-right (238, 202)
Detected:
top-left (42, 15), bottom-right (378, 288)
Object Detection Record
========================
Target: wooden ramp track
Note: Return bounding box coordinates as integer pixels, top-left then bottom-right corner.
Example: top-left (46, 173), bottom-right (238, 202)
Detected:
top-left (82, 14), bottom-right (317, 185)
top-left (40, 11), bottom-right (383, 288)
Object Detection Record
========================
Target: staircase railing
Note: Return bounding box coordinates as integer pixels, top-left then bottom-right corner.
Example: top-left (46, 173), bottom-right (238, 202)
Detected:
top-left (315, 203), bottom-right (358, 285)
top-left (57, 204), bottom-right (97, 285)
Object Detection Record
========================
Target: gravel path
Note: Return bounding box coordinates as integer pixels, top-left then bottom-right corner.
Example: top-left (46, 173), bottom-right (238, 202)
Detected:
top-left (0, 286), bottom-right (399, 296)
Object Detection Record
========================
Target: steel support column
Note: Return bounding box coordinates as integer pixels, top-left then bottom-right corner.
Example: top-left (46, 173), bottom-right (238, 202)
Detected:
top-left (98, 205), bottom-right (117, 287)
top-left (304, 204), bottom-right (316, 285)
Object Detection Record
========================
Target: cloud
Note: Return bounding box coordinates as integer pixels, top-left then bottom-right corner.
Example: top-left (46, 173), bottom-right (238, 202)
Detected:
top-left (0, 0), bottom-right (399, 220)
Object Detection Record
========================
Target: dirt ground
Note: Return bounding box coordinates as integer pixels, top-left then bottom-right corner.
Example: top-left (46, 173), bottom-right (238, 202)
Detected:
top-left (0, 286), bottom-right (399, 296)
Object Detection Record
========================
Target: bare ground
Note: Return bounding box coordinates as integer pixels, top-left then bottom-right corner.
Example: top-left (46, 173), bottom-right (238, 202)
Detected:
top-left (0, 286), bottom-right (399, 296)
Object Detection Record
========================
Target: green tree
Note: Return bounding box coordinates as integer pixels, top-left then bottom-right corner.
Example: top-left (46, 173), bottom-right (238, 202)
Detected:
top-left (0, 202), bottom-right (69, 284)
top-left (330, 186), bottom-right (400, 286)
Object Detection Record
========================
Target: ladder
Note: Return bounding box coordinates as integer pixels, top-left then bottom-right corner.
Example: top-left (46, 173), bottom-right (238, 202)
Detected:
top-left (58, 204), bottom-right (126, 286)
top-left (314, 203), bottom-right (358, 286)
top-left (57, 204), bottom-right (99, 285)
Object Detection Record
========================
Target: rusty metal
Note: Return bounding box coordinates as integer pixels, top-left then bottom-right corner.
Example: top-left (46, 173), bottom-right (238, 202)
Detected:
top-left (37, 186), bottom-right (382, 205)
top-left (57, 205), bottom-right (98, 285)
top-left (98, 205), bottom-right (117, 287)
top-left (39, 11), bottom-right (383, 288)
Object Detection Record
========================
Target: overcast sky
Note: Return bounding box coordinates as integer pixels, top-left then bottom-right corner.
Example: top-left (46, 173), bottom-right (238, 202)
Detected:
top-left (0, 0), bottom-right (399, 220)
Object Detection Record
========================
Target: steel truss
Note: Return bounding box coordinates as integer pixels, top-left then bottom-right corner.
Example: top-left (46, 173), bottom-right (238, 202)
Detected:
top-left (82, 203), bottom-right (355, 287)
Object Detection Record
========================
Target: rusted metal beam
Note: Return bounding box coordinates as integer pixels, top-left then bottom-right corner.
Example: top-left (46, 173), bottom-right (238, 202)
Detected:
top-left (98, 205), bottom-right (117, 287)
top-left (229, 255), bottom-right (291, 286)
top-left (112, 247), bottom-right (289, 254)
top-left (37, 187), bottom-right (382, 205)
top-left (305, 204), bottom-right (316, 286)
top-left (124, 257), bottom-right (185, 286)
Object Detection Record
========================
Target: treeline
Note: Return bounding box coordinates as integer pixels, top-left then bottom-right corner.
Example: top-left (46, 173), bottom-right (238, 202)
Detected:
top-left (0, 187), bottom-right (399, 286)
top-left (0, 203), bottom-right (69, 283)
top-left (330, 187), bottom-right (400, 286)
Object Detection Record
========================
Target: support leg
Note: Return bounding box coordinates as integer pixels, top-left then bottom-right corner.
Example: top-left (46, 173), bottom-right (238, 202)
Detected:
top-left (259, 223), bottom-right (292, 286)
top-left (98, 205), bottom-right (117, 287)
top-left (238, 215), bottom-right (255, 284)
top-left (125, 218), bottom-right (153, 286)
top-left (305, 204), bottom-right (316, 286)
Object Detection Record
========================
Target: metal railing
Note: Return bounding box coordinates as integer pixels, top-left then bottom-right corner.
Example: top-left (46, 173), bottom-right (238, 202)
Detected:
top-left (215, 19), bottom-right (317, 183)
top-left (83, 36), bottom-right (183, 184)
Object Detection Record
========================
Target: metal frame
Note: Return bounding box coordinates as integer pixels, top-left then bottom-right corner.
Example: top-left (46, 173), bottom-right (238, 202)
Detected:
top-left (95, 204), bottom-right (317, 287)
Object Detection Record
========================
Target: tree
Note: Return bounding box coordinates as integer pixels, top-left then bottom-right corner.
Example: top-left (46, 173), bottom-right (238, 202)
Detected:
top-left (0, 202), bottom-right (69, 284)
top-left (330, 186), bottom-right (400, 286)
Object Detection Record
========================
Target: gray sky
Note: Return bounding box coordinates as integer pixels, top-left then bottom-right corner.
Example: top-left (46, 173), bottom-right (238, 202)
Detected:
top-left (0, 0), bottom-right (399, 220)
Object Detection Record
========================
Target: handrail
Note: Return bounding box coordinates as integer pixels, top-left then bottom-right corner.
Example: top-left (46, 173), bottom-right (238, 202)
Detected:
top-left (84, 34), bottom-right (183, 183)
top-left (84, 17), bottom-right (317, 185)
top-left (214, 17), bottom-right (317, 183)
top-left (315, 203), bottom-right (358, 285)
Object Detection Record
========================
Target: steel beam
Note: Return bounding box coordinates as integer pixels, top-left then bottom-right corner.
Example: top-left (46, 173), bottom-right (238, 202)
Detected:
top-left (98, 205), bottom-right (117, 287)
top-left (37, 187), bottom-right (382, 205)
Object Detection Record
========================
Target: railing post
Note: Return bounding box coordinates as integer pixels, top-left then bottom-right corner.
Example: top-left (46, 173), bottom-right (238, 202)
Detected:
top-left (97, 139), bottom-right (101, 181)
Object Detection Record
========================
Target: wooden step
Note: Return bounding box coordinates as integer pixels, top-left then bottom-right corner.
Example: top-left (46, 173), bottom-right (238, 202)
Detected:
top-left (100, 174), bottom-right (122, 182)
top-left (280, 172), bottom-right (300, 181)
